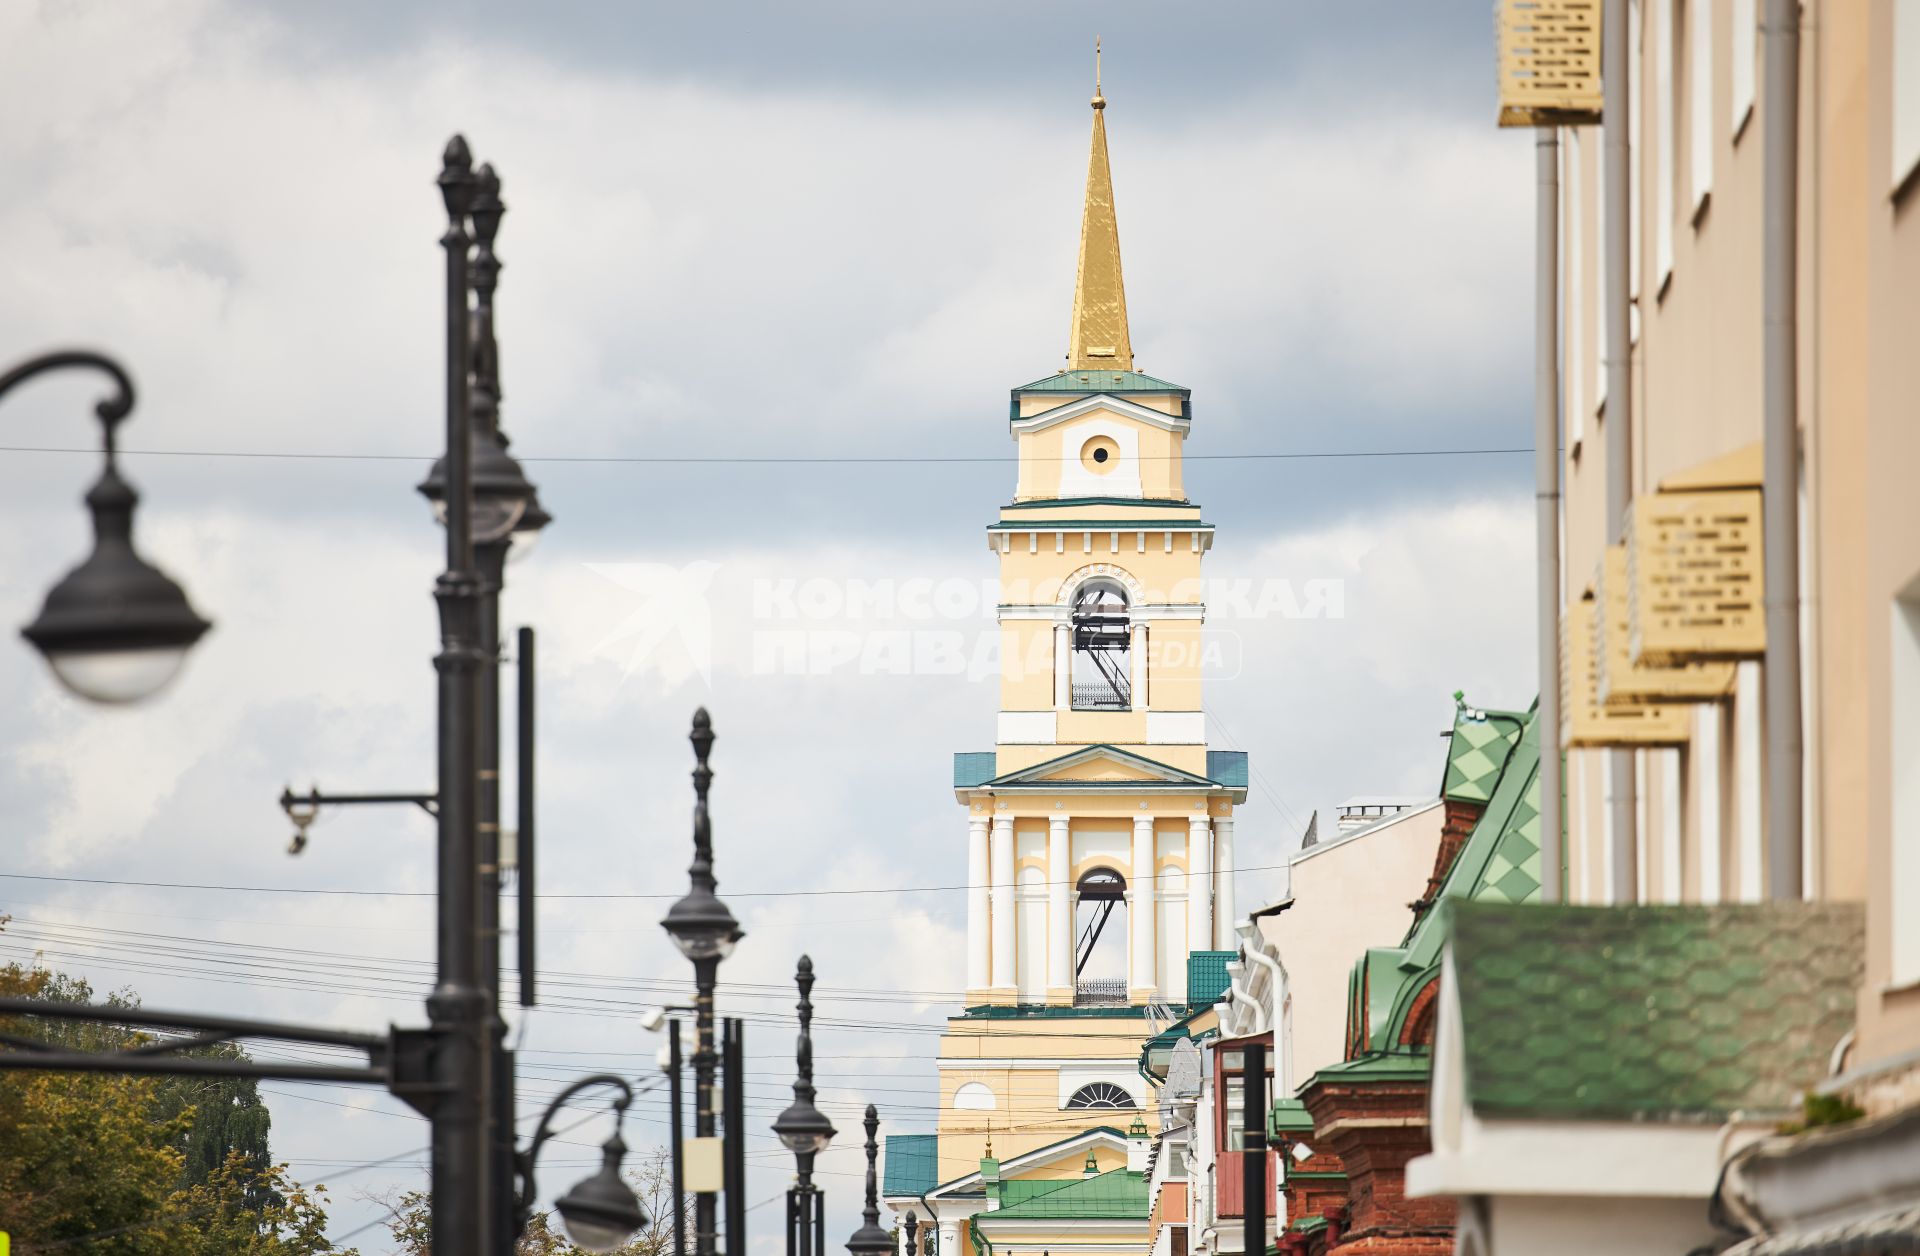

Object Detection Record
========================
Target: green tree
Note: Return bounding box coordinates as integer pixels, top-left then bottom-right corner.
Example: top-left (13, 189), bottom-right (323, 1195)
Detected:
top-left (0, 961), bottom-right (345, 1254)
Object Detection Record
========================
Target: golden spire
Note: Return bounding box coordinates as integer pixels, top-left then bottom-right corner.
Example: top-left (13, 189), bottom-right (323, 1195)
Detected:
top-left (1066, 36), bottom-right (1133, 373)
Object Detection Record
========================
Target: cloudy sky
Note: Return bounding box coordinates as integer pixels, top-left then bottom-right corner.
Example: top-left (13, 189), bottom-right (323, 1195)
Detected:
top-left (0, 1), bottom-right (1539, 1249)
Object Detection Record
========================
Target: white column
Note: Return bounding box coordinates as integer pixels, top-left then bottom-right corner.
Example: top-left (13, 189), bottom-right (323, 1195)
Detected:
top-left (1188, 815), bottom-right (1213, 953)
top-left (1130, 814), bottom-right (1157, 995)
top-left (1053, 623), bottom-right (1071, 709)
top-left (1130, 622), bottom-right (1149, 711)
top-left (990, 816), bottom-right (1015, 991)
top-left (1212, 814), bottom-right (1236, 948)
top-left (939, 1223), bottom-right (959, 1256)
top-left (1047, 815), bottom-right (1071, 999)
top-left (967, 814), bottom-right (991, 994)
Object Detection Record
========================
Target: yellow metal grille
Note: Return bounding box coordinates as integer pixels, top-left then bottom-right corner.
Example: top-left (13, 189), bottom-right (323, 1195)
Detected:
top-left (1627, 490), bottom-right (1766, 664)
top-left (1564, 596), bottom-right (1691, 747)
top-left (1496, 0), bottom-right (1605, 127)
top-left (1596, 546), bottom-right (1735, 703)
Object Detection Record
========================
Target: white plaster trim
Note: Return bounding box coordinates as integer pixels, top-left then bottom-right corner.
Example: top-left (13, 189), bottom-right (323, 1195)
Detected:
top-left (1407, 1114), bottom-right (1769, 1199)
top-left (1055, 562), bottom-right (1147, 606)
top-left (1011, 393), bottom-right (1191, 435)
top-left (997, 710), bottom-right (1058, 744)
top-left (1146, 712), bottom-right (1206, 744)
top-left (1057, 415), bottom-right (1145, 500)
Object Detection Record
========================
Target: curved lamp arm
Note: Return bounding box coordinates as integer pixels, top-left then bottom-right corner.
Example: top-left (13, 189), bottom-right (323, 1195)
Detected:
top-left (516, 1073), bottom-right (633, 1222)
top-left (0, 350), bottom-right (136, 444)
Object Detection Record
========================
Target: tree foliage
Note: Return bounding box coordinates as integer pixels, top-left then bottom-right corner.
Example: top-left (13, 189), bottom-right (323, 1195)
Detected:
top-left (0, 960), bottom-right (346, 1254)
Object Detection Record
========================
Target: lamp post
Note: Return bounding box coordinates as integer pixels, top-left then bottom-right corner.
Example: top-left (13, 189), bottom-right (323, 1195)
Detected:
top-left (773, 956), bottom-right (836, 1256)
top-left (661, 708), bottom-right (743, 1256)
top-left (416, 154), bottom-right (550, 1256)
top-left (904, 1211), bottom-right (919, 1256)
top-left (0, 350), bottom-right (211, 703)
top-left (845, 1105), bottom-right (893, 1256)
top-left (518, 1074), bottom-right (650, 1253)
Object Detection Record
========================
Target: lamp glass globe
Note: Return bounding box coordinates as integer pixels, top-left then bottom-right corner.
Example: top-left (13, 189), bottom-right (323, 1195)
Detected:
top-left (46, 644), bottom-right (189, 705)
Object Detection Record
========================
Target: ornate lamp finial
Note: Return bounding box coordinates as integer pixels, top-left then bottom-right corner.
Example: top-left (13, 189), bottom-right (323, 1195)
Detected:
top-left (845, 1105), bottom-right (891, 1256)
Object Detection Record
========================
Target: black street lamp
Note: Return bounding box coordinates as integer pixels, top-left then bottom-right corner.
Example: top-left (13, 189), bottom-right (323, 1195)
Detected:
top-left (661, 708), bottom-right (743, 1256)
top-left (415, 154), bottom-right (551, 1256)
top-left (904, 1211), bottom-right (919, 1256)
top-left (773, 955), bottom-right (836, 1256)
top-left (0, 350), bottom-right (211, 703)
top-left (845, 1105), bottom-right (893, 1256)
top-left (519, 1074), bottom-right (649, 1253)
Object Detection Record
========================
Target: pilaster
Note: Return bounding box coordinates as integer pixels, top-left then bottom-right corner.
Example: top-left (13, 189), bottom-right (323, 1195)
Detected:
top-left (989, 815), bottom-right (1016, 1004)
top-left (1213, 814), bottom-right (1236, 948)
top-left (1047, 814), bottom-right (1073, 1005)
top-left (967, 813), bottom-right (991, 999)
top-left (1129, 812), bottom-right (1157, 999)
top-left (1188, 814), bottom-right (1213, 954)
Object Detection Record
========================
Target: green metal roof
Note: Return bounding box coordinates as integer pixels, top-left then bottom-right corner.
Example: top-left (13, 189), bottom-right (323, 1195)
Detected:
top-left (1440, 698), bottom-right (1528, 805)
top-left (1001, 497), bottom-right (1197, 511)
top-left (1186, 951), bottom-right (1236, 1009)
top-left (883, 1134), bottom-right (939, 1198)
top-left (1206, 751), bottom-right (1249, 789)
top-left (979, 1169), bottom-right (1148, 1221)
top-left (954, 752), bottom-right (997, 788)
top-left (1013, 370), bottom-right (1187, 394)
top-left (1447, 899), bottom-right (1864, 1122)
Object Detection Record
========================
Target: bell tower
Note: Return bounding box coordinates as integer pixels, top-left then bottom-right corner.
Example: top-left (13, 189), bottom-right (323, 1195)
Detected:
top-left (932, 65), bottom-right (1248, 1184)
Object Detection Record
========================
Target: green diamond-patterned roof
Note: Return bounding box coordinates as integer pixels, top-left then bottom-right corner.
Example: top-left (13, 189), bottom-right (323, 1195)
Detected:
top-left (1441, 703), bottom-right (1527, 804)
top-left (1448, 899), bottom-right (1864, 1122)
top-left (1329, 699), bottom-right (1543, 1061)
top-left (981, 1169), bottom-right (1148, 1221)
top-left (882, 1134), bottom-right (939, 1198)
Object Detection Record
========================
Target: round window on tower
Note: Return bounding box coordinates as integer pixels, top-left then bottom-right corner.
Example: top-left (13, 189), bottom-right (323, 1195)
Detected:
top-left (1080, 435), bottom-right (1120, 475)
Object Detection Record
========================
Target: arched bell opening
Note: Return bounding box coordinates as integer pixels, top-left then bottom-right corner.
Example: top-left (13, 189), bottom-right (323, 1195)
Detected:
top-left (1069, 581), bottom-right (1132, 711)
top-left (1074, 867), bottom-right (1129, 1006)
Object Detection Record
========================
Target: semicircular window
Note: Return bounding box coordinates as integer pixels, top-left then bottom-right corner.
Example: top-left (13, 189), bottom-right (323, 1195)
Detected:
top-left (1065, 1081), bottom-right (1137, 1110)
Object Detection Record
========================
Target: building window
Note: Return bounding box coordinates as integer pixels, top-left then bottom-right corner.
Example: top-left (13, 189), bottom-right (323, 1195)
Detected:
top-left (1892, 582), bottom-right (1920, 985)
top-left (1216, 1049), bottom-right (1274, 1152)
top-left (1896, 0), bottom-right (1920, 196)
top-left (1070, 581), bottom-right (1132, 711)
top-left (1731, 0), bottom-right (1756, 137)
top-left (1688, 0), bottom-right (1713, 216)
top-left (1066, 1082), bottom-right (1137, 1110)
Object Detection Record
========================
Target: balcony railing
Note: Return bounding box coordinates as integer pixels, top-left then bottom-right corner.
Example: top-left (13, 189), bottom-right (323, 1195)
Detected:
top-left (1071, 682), bottom-right (1130, 712)
top-left (1074, 977), bottom-right (1129, 1007)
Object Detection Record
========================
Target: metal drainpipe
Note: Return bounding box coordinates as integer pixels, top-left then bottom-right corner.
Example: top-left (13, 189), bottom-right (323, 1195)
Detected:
top-left (1603, 0), bottom-right (1639, 903)
top-left (1761, 0), bottom-right (1804, 901)
top-left (1536, 125), bottom-right (1565, 905)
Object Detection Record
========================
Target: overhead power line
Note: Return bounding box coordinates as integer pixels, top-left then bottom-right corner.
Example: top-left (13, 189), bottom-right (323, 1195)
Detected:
top-left (0, 443), bottom-right (1534, 465)
top-left (0, 855), bottom-right (1296, 900)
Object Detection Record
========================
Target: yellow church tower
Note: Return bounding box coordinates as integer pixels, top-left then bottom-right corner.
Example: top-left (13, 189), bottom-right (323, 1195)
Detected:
top-left (910, 62), bottom-right (1249, 1211)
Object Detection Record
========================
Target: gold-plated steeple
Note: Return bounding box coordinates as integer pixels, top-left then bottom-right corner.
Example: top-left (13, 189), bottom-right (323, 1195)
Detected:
top-left (1066, 38), bottom-right (1133, 372)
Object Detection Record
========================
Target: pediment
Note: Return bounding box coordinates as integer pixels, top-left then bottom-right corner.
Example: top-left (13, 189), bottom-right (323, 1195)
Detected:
top-left (927, 1126), bottom-right (1131, 1199)
top-left (1010, 393), bottom-right (1189, 435)
top-left (993, 745), bottom-right (1213, 788)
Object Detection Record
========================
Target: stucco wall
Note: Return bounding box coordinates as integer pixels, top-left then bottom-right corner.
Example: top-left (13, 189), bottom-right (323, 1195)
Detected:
top-left (1257, 802), bottom-right (1443, 1082)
